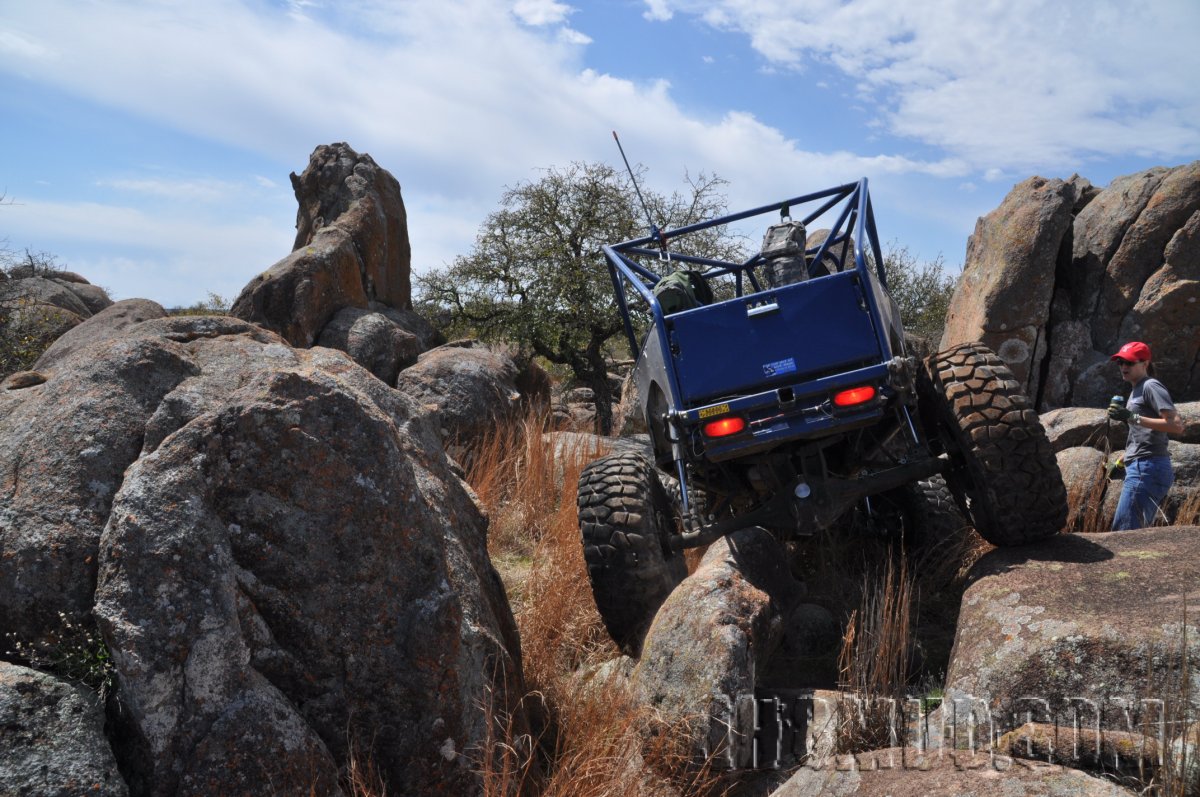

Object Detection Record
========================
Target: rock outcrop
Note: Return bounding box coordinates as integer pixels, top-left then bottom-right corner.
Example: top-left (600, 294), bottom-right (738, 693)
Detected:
top-left (367, 300), bottom-right (444, 351)
top-left (395, 340), bottom-right (532, 446)
top-left (1, 321), bottom-right (199, 643)
top-left (769, 748), bottom-right (1135, 796)
top-left (231, 142), bottom-right (413, 348)
top-left (1, 315), bottom-right (526, 795)
top-left (0, 662), bottom-right (128, 797)
top-left (554, 371), bottom-right (624, 432)
top-left (1040, 406), bottom-right (1128, 452)
top-left (0, 268), bottom-right (114, 376)
top-left (940, 176), bottom-right (1079, 400)
top-left (33, 298), bottom-right (167, 372)
top-left (315, 305), bottom-right (421, 384)
top-left (944, 528), bottom-right (1200, 734)
top-left (631, 527), bottom-right (802, 766)
top-left (941, 161), bottom-right (1200, 410)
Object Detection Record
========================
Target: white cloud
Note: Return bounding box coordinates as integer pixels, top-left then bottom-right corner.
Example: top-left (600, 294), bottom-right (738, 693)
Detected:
top-left (642, 0), bottom-right (1200, 172)
top-left (558, 27), bottom-right (592, 45)
top-left (101, 178), bottom-right (242, 203)
top-left (6, 199), bottom-right (293, 306)
top-left (7, 1), bottom-right (969, 192)
top-left (0, 28), bottom-right (53, 61)
top-left (6, 0), bottom-right (1177, 303)
top-left (512, 0), bottom-right (574, 26)
top-left (642, 0), bottom-right (673, 21)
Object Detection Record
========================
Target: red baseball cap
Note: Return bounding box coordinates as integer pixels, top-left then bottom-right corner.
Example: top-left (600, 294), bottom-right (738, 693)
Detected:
top-left (1110, 341), bottom-right (1151, 362)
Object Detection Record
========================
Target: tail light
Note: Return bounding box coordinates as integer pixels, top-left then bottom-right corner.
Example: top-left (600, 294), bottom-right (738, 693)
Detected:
top-left (703, 416), bottom-right (746, 437)
top-left (832, 385), bottom-right (877, 407)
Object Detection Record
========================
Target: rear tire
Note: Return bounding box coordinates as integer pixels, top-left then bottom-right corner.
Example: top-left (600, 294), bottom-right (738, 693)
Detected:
top-left (578, 451), bottom-right (687, 656)
top-left (919, 342), bottom-right (1067, 546)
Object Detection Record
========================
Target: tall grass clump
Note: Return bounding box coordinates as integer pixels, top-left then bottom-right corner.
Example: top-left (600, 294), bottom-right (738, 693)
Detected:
top-left (1138, 603), bottom-right (1199, 797)
top-left (1063, 459), bottom-right (1114, 534)
top-left (1172, 489), bottom-right (1200, 529)
top-left (464, 407), bottom-right (727, 796)
top-left (835, 552), bottom-right (916, 754)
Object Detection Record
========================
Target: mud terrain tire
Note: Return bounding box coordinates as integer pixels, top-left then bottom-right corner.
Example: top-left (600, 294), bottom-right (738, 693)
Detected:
top-left (919, 342), bottom-right (1067, 546)
top-left (578, 451), bottom-right (687, 656)
top-left (906, 476), bottom-right (969, 550)
top-left (862, 475), bottom-right (966, 551)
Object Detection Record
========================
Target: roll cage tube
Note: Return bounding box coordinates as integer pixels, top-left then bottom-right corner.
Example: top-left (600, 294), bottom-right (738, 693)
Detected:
top-left (603, 178), bottom-right (889, 371)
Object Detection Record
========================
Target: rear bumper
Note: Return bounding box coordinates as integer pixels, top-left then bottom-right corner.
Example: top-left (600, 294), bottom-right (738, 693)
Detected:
top-left (679, 362), bottom-right (892, 462)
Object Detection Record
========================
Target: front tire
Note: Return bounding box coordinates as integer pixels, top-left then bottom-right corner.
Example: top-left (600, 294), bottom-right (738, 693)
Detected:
top-left (578, 451), bottom-right (687, 656)
top-left (919, 342), bottom-right (1067, 546)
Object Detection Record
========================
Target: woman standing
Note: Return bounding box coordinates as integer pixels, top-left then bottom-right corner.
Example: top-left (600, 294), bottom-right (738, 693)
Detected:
top-left (1108, 341), bottom-right (1184, 530)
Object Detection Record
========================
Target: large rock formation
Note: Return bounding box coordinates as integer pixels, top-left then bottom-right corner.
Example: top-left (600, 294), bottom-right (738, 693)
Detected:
top-left (1, 315), bottom-right (526, 795)
top-left (231, 142), bottom-right (413, 348)
top-left (33, 298), bottom-right (167, 372)
top-left (941, 162), bottom-right (1200, 410)
top-left (315, 305), bottom-right (422, 384)
top-left (941, 176), bottom-right (1078, 399)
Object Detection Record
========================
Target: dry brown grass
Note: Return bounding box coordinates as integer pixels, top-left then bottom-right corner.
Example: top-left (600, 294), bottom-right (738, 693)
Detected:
top-left (834, 552), bottom-right (916, 754)
top-left (342, 747), bottom-right (387, 797)
top-left (1172, 489), bottom-right (1200, 528)
top-left (478, 683), bottom-right (727, 797)
top-left (465, 409), bottom-right (616, 681)
top-left (515, 443), bottom-right (619, 688)
top-left (1063, 459), bottom-right (1115, 534)
top-left (463, 408), bottom-right (728, 796)
top-left (465, 409), bottom-right (572, 554)
top-left (1136, 602), bottom-right (1200, 797)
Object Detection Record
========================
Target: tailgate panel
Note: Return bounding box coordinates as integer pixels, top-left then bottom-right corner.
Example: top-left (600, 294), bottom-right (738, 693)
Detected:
top-left (668, 271), bottom-right (881, 406)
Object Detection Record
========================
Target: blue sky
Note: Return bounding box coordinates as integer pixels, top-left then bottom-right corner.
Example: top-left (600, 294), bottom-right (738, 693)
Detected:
top-left (1, 0), bottom-right (1197, 307)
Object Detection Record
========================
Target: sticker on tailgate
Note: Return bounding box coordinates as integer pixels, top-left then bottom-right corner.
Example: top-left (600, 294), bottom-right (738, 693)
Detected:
top-left (763, 358), bottom-right (797, 377)
top-left (698, 403), bottom-right (731, 419)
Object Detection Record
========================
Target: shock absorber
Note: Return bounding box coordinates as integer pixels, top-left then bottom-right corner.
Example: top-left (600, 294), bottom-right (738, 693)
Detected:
top-left (666, 415), bottom-right (692, 516)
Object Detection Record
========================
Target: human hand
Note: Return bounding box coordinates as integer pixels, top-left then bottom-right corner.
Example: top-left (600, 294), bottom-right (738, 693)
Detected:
top-left (1107, 404), bottom-right (1133, 423)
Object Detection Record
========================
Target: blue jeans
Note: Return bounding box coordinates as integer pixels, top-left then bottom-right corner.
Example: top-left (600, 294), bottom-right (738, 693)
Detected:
top-left (1112, 456), bottom-right (1174, 531)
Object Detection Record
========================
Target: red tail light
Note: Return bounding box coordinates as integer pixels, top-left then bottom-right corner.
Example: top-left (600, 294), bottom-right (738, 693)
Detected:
top-left (703, 416), bottom-right (746, 437)
top-left (832, 385), bottom-right (877, 407)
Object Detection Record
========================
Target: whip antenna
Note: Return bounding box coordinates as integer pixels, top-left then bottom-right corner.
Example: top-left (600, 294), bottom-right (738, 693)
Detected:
top-left (612, 131), bottom-right (668, 255)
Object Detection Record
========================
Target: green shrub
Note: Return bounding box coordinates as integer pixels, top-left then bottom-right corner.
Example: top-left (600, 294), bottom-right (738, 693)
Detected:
top-left (170, 292), bottom-right (231, 316)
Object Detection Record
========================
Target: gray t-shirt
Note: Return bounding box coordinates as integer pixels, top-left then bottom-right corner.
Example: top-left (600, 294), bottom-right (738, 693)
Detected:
top-left (1124, 377), bottom-right (1175, 461)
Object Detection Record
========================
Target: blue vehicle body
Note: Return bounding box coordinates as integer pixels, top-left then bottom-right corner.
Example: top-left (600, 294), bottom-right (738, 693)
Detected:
top-left (602, 179), bottom-right (942, 545)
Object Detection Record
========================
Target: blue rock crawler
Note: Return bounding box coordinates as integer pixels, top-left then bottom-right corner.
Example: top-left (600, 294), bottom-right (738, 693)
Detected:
top-left (577, 179), bottom-right (1067, 655)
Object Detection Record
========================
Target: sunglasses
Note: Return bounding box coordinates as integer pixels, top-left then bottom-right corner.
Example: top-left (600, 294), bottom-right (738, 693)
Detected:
top-left (1115, 359), bottom-right (1139, 366)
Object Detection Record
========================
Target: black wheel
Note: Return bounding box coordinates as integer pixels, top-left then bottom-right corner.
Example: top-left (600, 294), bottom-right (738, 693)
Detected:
top-left (905, 476), bottom-right (970, 551)
top-left (918, 342), bottom-right (1067, 546)
top-left (857, 476), bottom-right (966, 549)
top-left (578, 450), bottom-right (687, 656)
